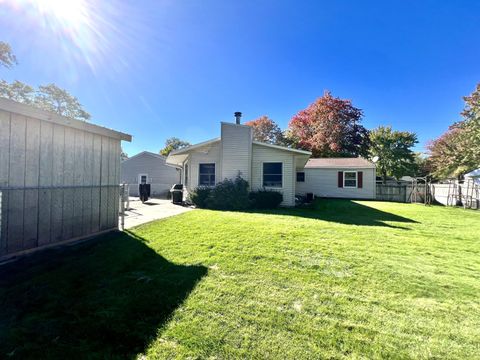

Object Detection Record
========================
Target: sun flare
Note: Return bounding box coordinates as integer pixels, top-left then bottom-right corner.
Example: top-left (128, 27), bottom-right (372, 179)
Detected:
top-left (32, 0), bottom-right (89, 28)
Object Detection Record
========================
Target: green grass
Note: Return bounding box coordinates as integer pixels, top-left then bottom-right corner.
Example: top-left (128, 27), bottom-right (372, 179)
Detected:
top-left (1, 200), bottom-right (479, 359)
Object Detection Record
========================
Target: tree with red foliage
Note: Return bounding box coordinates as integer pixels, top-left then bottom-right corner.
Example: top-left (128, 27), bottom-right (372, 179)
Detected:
top-left (287, 91), bottom-right (369, 157)
top-left (245, 115), bottom-right (284, 145)
top-left (427, 83), bottom-right (480, 178)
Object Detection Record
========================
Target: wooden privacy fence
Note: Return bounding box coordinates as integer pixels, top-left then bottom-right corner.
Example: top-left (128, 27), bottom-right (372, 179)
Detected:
top-left (376, 182), bottom-right (479, 209)
top-left (376, 184), bottom-right (408, 202)
top-left (0, 98), bottom-right (131, 260)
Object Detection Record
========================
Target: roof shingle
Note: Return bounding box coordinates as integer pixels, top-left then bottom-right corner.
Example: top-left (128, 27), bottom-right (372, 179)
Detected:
top-left (305, 157), bottom-right (375, 168)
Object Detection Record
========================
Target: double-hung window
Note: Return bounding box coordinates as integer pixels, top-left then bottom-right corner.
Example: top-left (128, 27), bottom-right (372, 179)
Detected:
top-left (199, 163), bottom-right (215, 186)
top-left (263, 162), bottom-right (282, 188)
top-left (343, 171), bottom-right (357, 188)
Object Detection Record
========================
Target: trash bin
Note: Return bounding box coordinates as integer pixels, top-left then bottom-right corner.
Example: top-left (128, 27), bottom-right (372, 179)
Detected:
top-left (139, 183), bottom-right (151, 203)
top-left (170, 184), bottom-right (184, 204)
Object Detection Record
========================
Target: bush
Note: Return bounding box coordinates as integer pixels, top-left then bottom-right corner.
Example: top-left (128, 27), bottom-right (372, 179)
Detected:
top-left (189, 187), bottom-right (211, 208)
top-left (249, 190), bottom-right (283, 209)
top-left (190, 175), bottom-right (251, 210)
top-left (206, 176), bottom-right (250, 210)
top-left (191, 177), bottom-right (284, 210)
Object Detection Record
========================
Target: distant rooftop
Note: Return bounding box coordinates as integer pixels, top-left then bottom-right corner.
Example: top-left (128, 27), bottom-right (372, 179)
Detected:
top-left (305, 157), bottom-right (375, 168)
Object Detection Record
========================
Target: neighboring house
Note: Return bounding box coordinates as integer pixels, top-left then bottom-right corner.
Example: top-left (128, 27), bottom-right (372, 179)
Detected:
top-left (166, 116), bottom-right (311, 206)
top-left (121, 151), bottom-right (181, 198)
top-left (293, 158), bottom-right (376, 200)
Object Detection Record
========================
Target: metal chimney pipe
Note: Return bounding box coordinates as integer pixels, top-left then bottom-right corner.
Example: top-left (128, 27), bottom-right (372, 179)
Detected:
top-left (234, 112), bottom-right (242, 125)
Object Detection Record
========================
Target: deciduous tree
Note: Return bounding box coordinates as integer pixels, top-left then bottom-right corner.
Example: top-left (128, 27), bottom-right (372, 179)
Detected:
top-left (245, 116), bottom-right (284, 144)
top-left (427, 83), bottom-right (480, 178)
top-left (34, 84), bottom-right (91, 120)
top-left (369, 126), bottom-right (418, 183)
top-left (0, 80), bottom-right (34, 103)
top-left (160, 137), bottom-right (191, 156)
top-left (0, 41), bottom-right (17, 68)
top-left (1, 41), bottom-right (90, 121)
top-left (287, 91), bottom-right (369, 157)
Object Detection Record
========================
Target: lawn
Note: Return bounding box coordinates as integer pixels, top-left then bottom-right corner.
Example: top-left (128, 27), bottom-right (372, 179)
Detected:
top-left (1, 200), bottom-right (479, 359)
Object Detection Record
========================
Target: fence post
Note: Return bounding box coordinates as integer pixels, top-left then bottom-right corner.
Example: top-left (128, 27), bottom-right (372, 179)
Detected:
top-left (120, 184), bottom-right (125, 231)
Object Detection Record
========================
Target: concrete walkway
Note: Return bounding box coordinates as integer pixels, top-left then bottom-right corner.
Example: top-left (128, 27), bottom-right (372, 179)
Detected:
top-left (120, 198), bottom-right (193, 229)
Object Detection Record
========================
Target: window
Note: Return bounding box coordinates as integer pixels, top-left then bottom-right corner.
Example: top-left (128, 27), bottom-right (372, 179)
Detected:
top-left (199, 163), bottom-right (215, 186)
top-left (296, 172), bottom-right (305, 182)
top-left (344, 171), bottom-right (357, 188)
top-left (263, 162), bottom-right (282, 188)
top-left (138, 174), bottom-right (148, 184)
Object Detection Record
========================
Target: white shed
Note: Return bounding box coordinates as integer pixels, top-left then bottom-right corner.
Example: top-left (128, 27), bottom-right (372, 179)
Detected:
top-left (0, 98), bottom-right (131, 261)
top-left (296, 158), bottom-right (376, 199)
top-left (121, 151), bottom-right (181, 198)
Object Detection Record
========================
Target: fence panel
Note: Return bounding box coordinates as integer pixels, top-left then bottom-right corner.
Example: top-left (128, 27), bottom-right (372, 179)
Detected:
top-left (376, 184), bottom-right (407, 202)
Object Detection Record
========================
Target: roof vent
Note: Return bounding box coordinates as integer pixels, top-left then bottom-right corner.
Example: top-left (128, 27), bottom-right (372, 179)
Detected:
top-left (234, 111), bottom-right (242, 124)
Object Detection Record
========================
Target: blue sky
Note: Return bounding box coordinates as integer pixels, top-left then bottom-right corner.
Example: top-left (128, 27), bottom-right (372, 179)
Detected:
top-left (1, 0), bottom-right (479, 156)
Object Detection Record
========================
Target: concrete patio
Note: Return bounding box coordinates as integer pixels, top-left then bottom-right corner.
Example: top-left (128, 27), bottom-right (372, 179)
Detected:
top-left (120, 198), bottom-right (193, 229)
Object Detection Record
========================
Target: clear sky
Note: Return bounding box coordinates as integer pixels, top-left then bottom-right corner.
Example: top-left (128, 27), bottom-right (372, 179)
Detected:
top-left (1, 0), bottom-right (479, 156)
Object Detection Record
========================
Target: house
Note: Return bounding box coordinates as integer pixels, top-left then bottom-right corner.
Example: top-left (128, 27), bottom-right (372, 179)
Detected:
top-left (166, 113), bottom-right (311, 206)
top-left (121, 151), bottom-right (181, 198)
top-left (296, 158), bottom-right (376, 199)
top-left (0, 97), bottom-right (131, 261)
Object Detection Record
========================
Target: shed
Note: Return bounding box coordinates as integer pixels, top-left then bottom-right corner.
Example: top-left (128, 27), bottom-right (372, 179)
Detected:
top-left (296, 158), bottom-right (376, 199)
top-left (0, 98), bottom-right (131, 261)
top-left (121, 151), bottom-right (181, 198)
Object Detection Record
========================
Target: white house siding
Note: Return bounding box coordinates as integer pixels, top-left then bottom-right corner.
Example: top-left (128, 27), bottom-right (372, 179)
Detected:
top-left (296, 167), bottom-right (376, 199)
top-left (186, 141), bottom-right (221, 191)
top-left (220, 123), bottom-right (252, 183)
top-left (251, 144), bottom-right (296, 206)
top-left (121, 152), bottom-right (180, 198)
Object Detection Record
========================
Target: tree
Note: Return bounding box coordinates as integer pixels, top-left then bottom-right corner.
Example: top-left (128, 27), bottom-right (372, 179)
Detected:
top-left (411, 152), bottom-right (431, 177)
top-left (160, 137), bottom-right (191, 156)
top-left (245, 116), bottom-right (284, 144)
top-left (0, 41), bottom-right (17, 68)
top-left (0, 80), bottom-right (34, 103)
top-left (287, 91), bottom-right (369, 157)
top-left (34, 84), bottom-right (90, 120)
top-left (427, 126), bottom-right (467, 178)
top-left (1, 41), bottom-right (90, 121)
top-left (427, 83), bottom-right (480, 178)
top-left (368, 126), bottom-right (418, 184)
top-left (121, 149), bottom-right (128, 161)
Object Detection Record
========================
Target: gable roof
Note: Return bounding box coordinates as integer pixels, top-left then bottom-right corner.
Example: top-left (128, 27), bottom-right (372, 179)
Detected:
top-left (122, 151), bottom-right (166, 163)
top-left (169, 138), bottom-right (221, 156)
top-left (465, 168), bottom-right (480, 178)
top-left (305, 157), bottom-right (375, 169)
top-left (252, 141), bottom-right (312, 155)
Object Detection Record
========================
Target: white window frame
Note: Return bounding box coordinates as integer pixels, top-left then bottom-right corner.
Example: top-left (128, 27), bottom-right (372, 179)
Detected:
top-left (198, 162), bottom-right (216, 187)
top-left (138, 173), bottom-right (149, 184)
top-left (343, 171), bottom-right (358, 188)
top-left (262, 161), bottom-right (283, 189)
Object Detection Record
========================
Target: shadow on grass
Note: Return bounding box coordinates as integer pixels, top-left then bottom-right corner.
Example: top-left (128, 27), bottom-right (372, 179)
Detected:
top-left (0, 231), bottom-right (207, 359)
top-left (250, 199), bottom-right (418, 229)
